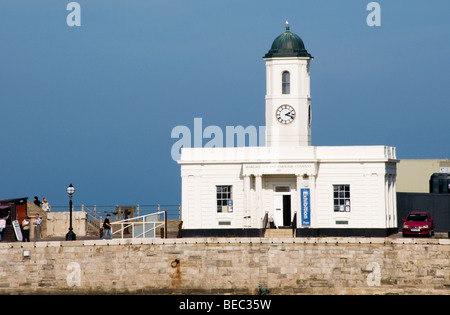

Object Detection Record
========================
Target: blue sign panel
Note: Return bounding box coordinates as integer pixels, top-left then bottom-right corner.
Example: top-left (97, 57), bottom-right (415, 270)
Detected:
top-left (301, 188), bottom-right (311, 226)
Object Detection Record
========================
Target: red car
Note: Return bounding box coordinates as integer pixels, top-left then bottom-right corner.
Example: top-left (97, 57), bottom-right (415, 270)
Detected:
top-left (402, 212), bottom-right (435, 237)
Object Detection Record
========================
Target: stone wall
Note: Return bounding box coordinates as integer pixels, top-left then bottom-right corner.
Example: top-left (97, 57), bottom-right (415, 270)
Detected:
top-left (0, 237), bottom-right (448, 295)
top-left (27, 202), bottom-right (87, 238)
top-left (46, 211), bottom-right (87, 237)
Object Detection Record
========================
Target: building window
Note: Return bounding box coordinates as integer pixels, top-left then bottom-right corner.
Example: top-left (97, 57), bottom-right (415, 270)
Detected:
top-left (308, 105), bottom-right (311, 126)
top-left (282, 71), bottom-right (290, 94)
top-left (333, 185), bottom-right (351, 212)
top-left (275, 186), bottom-right (290, 193)
top-left (217, 185), bottom-right (233, 213)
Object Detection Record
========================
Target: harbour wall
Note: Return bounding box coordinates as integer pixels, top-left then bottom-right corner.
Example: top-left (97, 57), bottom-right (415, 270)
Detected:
top-left (0, 237), bottom-right (449, 295)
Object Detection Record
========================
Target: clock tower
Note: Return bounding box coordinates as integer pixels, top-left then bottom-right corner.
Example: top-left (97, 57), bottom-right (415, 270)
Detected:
top-left (264, 22), bottom-right (313, 147)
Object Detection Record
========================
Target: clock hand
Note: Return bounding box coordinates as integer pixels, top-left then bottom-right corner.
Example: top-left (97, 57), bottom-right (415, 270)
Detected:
top-left (285, 112), bottom-right (294, 119)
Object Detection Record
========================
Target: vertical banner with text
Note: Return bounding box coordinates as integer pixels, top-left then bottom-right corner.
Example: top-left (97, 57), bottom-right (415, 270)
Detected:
top-left (301, 188), bottom-right (311, 226)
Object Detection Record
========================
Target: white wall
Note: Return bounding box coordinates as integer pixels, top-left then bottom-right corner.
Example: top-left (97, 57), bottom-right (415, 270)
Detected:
top-left (181, 164), bottom-right (244, 229)
top-left (180, 146), bottom-right (398, 231)
top-left (46, 211), bottom-right (87, 237)
top-left (314, 162), bottom-right (396, 230)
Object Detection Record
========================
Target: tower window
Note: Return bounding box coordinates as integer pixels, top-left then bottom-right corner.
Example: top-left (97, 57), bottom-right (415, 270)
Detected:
top-left (282, 71), bottom-right (290, 94)
top-left (308, 105), bottom-right (311, 126)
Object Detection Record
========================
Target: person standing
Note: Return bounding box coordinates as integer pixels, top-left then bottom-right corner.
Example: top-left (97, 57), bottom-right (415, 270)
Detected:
top-left (33, 196), bottom-right (42, 207)
top-left (22, 216), bottom-right (30, 242)
top-left (41, 198), bottom-right (51, 212)
top-left (33, 213), bottom-right (42, 242)
top-left (0, 212), bottom-right (9, 242)
top-left (100, 214), bottom-right (112, 240)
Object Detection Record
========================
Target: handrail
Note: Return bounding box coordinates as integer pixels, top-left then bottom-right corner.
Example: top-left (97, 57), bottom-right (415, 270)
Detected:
top-left (83, 205), bottom-right (103, 222)
top-left (259, 211), bottom-right (269, 237)
top-left (111, 211), bottom-right (167, 239)
top-left (291, 211), bottom-right (297, 229)
top-left (291, 211), bottom-right (297, 237)
top-left (50, 204), bottom-right (181, 220)
top-left (83, 205), bottom-right (108, 234)
top-left (262, 211), bottom-right (269, 229)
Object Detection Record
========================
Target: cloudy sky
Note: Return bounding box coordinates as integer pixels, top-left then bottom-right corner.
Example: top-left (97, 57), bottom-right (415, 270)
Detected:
top-left (1, 0), bottom-right (449, 207)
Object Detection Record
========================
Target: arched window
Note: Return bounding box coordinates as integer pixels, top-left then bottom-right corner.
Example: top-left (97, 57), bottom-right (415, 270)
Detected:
top-left (308, 105), bottom-right (311, 126)
top-left (282, 71), bottom-right (290, 94)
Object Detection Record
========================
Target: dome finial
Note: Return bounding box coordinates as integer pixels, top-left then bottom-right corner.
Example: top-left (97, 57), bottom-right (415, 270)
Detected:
top-left (264, 21), bottom-right (312, 59)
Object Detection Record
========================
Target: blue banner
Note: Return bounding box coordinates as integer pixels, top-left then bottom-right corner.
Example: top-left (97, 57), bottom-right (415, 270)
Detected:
top-left (301, 188), bottom-right (311, 226)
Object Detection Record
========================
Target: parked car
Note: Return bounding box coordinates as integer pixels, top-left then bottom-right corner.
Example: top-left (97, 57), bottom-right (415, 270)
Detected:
top-left (402, 212), bottom-right (435, 237)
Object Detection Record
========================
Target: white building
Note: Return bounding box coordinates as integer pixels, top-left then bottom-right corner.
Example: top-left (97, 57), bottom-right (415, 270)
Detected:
top-left (178, 23), bottom-right (398, 237)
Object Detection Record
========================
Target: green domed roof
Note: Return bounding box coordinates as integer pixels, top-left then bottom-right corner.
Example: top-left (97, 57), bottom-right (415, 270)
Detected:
top-left (264, 22), bottom-right (312, 59)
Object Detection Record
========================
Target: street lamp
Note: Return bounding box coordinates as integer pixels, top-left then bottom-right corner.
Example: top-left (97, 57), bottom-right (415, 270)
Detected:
top-left (65, 183), bottom-right (76, 241)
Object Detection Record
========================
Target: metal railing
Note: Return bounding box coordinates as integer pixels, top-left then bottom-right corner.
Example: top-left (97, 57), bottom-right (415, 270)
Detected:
top-left (111, 211), bottom-right (167, 239)
top-left (291, 211), bottom-right (297, 237)
top-left (50, 204), bottom-right (180, 236)
top-left (260, 211), bottom-right (269, 237)
top-left (262, 211), bottom-right (269, 229)
top-left (51, 204), bottom-right (181, 221)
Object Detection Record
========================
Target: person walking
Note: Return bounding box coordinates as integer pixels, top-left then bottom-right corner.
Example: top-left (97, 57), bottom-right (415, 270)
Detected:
top-left (33, 213), bottom-right (42, 242)
top-left (22, 216), bottom-right (30, 242)
top-left (100, 214), bottom-right (112, 240)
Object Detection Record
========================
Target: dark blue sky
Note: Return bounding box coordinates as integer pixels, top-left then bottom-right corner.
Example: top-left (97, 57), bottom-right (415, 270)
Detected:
top-left (1, 0), bottom-right (449, 207)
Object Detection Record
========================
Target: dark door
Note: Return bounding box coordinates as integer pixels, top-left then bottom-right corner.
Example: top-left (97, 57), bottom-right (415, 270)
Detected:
top-left (283, 195), bottom-right (291, 227)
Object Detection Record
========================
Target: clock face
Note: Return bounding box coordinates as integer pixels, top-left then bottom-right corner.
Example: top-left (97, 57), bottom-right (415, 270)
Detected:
top-left (276, 105), bottom-right (295, 124)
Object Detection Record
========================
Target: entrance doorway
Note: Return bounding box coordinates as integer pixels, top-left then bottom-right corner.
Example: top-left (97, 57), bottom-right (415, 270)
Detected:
top-left (273, 186), bottom-right (292, 227)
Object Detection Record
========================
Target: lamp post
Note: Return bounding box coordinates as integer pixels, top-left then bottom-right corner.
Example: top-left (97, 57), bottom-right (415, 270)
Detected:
top-left (65, 183), bottom-right (76, 241)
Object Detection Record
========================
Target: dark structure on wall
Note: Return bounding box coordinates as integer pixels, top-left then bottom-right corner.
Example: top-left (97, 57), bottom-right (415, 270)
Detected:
top-left (0, 198), bottom-right (28, 222)
top-left (0, 197), bottom-right (28, 242)
top-left (397, 193), bottom-right (450, 233)
top-left (429, 173), bottom-right (450, 194)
